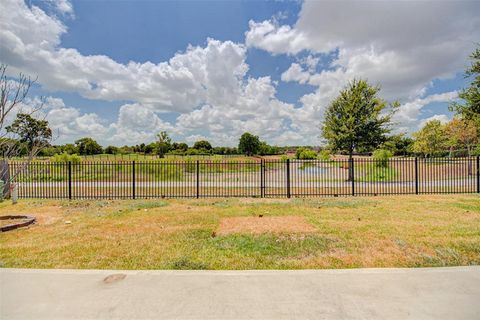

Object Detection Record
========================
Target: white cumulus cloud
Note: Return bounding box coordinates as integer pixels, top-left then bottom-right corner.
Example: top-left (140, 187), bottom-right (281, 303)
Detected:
top-left (247, 0), bottom-right (479, 128)
top-left (1, 0), bottom-right (477, 146)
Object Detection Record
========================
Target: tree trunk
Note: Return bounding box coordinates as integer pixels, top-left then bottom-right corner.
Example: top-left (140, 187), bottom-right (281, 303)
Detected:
top-left (467, 146), bottom-right (473, 176)
top-left (0, 160), bottom-right (11, 198)
top-left (348, 152), bottom-right (354, 182)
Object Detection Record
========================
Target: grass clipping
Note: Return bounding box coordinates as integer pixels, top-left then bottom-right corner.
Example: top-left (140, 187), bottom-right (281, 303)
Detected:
top-left (217, 216), bottom-right (316, 235)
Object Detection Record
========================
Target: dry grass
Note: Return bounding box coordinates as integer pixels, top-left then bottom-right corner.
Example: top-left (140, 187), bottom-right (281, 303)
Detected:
top-left (0, 195), bottom-right (479, 270)
top-left (217, 216), bottom-right (316, 235)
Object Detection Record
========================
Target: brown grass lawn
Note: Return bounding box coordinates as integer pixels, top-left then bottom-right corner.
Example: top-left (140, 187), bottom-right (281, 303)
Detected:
top-left (0, 195), bottom-right (479, 270)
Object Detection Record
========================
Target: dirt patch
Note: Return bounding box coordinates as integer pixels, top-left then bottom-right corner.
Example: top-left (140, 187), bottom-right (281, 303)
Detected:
top-left (240, 198), bottom-right (292, 204)
top-left (217, 216), bottom-right (316, 235)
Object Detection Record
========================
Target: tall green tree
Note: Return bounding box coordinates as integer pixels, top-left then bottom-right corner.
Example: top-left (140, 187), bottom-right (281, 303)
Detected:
top-left (322, 79), bottom-right (397, 179)
top-left (412, 120), bottom-right (448, 157)
top-left (450, 45), bottom-right (480, 132)
top-left (172, 142), bottom-right (188, 152)
top-left (74, 137), bottom-right (102, 155)
top-left (193, 140), bottom-right (212, 150)
top-left (104, 145), bottom-right (119, 154)
top-left (156, 131), bottom-right (172, 158)
top-left (6, 113), bottom-right (52, 151)
top-left (238, 132), bottom-right (261, 156)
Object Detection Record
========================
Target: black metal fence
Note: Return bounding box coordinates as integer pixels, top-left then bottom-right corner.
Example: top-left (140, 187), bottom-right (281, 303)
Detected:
top-left (8, 157), bottom-right (480, 199)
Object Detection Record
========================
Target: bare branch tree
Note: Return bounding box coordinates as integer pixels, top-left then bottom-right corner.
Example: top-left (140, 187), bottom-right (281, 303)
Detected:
top-left (0, 64), bottom-right (51, 198)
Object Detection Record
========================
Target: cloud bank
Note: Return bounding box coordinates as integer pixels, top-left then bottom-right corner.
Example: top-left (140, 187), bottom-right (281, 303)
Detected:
top-left (1, 0), bottom-right (478, 146)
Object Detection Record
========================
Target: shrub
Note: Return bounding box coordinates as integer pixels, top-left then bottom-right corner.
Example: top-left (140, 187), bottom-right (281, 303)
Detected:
top-left (318, 150), bottom-right (331, 161)
top-left (295, 147), bottom-right (317, 160)
top-left (372, 149), bottom-right (393, 168)
top-left (299, 149), bottom-right (317, 160)
top-left (295, 148), bottom-right (306, 159)
top-left (472, 144), bottom-right (480, 156)
top-left (185, 148), bottom-right (212, 155)
top-left (50, 153), bottom-right (82, 164)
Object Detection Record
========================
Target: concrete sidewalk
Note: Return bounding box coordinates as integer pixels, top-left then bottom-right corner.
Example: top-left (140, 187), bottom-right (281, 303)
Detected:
top-left (1, 267), bottom-right (479, 319)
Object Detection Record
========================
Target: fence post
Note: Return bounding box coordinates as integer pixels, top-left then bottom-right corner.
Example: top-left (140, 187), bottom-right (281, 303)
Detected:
top-left (260, 159), bottom-right (264, 198)
top-left (477, 156), bottom-right (479, 193)
top-left (132, 161), bottom-right (136, 199)
top-left (68, 161), bottom-right (72, 200)
top-left (415, 157), bottom-right (419, 195)
top-left (196, 160), bottom-right (200, 199)
top-left (286, 159), bottom-right (291, 198)
top-left (351, 157), bottom-right (355, 196)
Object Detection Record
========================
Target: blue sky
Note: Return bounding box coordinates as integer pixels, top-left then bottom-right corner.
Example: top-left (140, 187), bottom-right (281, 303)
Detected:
top-left (32, 0), bottom-right (308, 122)
top-left (59, 1), bottom-right (301, 62)
top-left (1, 0), bottom-right (478, 146)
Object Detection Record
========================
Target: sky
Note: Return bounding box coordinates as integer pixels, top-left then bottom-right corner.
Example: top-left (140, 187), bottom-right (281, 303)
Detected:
top-left (0, 0), bottom-right (479, 147)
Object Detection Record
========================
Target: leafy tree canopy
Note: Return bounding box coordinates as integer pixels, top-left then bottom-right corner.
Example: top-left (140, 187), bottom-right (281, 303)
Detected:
top-left (172, 142), bottom-right (188, 151)
top-left (445, 117), bottom-right (478, 156)
top-left (104, 145), bottom-right (119, 154)
top-left (193, 140), bottom-right (212, 150)
top-left (381, 134), bottom-right (414, 156)
top-left (412, 120), bottom-right (448, 157)
top-left (156, 131), bottom-right (172, 158)
top-left (322, 79), bottom-right (397, 159)
top-left (450, 45), bottom-right (480, 130)
top-left (238, 132), bottom-right (261, 156)
top-left (6, 113), bottom-right (52, 151)
top-left (74, 137), bottom-right (103, 155)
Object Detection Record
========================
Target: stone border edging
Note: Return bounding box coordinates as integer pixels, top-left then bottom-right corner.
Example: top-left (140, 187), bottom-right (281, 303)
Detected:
top-left (0, 215), bottom-right (36, 232)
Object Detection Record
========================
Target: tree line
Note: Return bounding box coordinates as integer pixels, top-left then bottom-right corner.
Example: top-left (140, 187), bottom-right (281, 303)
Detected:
top-left (2, 133), bottom-right (289, 157)
top-left (1, 45), bottom-right (479, 160)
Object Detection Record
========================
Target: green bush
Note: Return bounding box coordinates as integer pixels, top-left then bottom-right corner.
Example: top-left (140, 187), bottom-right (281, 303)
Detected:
top-left (318, 150), bottom-right (331, 161)
top-left (299, 149), bottom-right (317, 160)
top-left (184, 148), bottom-right (212, 155)
top-left (372, 149), bottom-right (393, 168)
top-left (295, 148), bottom-right (306, 159)
top-left (295, 148), bottom-right (317, 160)
top-left (472, 144), bottom-right (480, 156)
top-left (50, 153), bottom-right (82, 164)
